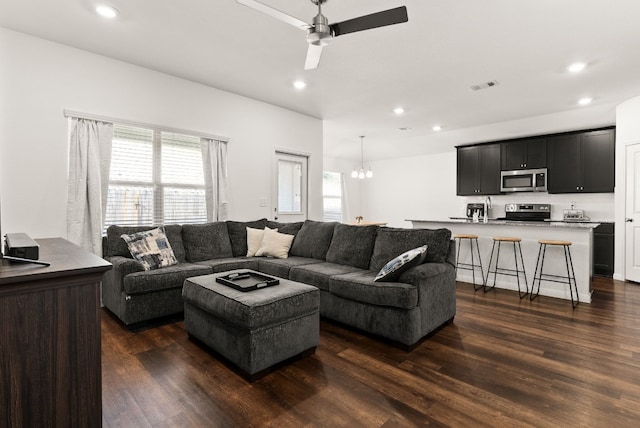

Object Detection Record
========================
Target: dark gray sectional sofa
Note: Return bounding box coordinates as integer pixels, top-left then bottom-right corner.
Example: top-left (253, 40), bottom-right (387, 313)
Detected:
top-left (102, 219), bottom-right (456, 347)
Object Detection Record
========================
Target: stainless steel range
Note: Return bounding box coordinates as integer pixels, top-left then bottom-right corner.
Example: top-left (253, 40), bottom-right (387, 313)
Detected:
top-left (500, 203), bottom-right (551, 222)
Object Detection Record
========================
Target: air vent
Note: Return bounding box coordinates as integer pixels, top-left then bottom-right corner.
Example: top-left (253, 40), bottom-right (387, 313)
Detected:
top-left (470, 80), bottom-right (500, 91)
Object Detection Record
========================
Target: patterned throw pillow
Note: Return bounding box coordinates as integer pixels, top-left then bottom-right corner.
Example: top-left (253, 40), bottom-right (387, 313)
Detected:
top-left (121, 227), bottom-right (178, 271)
top-left (374, 245), bottom-right (428, 282)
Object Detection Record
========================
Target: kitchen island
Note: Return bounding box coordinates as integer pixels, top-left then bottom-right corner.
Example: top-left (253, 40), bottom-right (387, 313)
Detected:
top-left (408, 219), bottom-right (599, 304)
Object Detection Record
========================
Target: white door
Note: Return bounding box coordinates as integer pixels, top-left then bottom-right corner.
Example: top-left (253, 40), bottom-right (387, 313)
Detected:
top-left (625, 143), bottom-right (640, 282)
top-left (273, 151), bottom-right (308, 222)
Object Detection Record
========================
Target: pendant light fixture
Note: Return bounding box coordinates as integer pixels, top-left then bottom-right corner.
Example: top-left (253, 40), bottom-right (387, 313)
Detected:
top-left (351, 136), bottom-right (373, 179)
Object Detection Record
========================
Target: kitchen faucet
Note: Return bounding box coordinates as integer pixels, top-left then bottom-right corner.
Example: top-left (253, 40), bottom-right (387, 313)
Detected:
top-left (483, 196), bottom-right (492, 222)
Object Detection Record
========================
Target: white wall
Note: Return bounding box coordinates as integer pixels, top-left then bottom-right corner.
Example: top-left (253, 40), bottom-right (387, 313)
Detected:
top-left (615, 95), bottom-right (640, 281)
top-left (0, 28), bottom-right (323, 240)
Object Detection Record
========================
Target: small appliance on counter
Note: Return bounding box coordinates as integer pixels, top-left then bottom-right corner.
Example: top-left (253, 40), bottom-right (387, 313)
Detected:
top-left (563, 209), bottom-right (590, 222)
top-left (466, 203), bottom-right (485, 220)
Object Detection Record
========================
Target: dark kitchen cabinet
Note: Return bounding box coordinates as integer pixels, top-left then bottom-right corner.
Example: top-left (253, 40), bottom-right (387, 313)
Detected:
top-left (547, 129), bottom-right (615, 193)
top-left (457, 144), bottom-right (501, 195)
top-left (501, 137), bottom-right (547, 170)
top-left (593, 222), bottom-right (614, 277)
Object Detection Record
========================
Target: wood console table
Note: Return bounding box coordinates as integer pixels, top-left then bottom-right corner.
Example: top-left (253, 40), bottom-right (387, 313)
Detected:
top-left (0, 238), bottom-right (112, 427)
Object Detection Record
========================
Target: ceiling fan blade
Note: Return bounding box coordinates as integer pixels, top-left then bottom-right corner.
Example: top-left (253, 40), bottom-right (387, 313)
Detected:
top-left (330, 6), bottom-right (408, 37)
top-left (237, 0), bottom-right (310, 31)
top-left (304, 44), bottom-right (323, 70)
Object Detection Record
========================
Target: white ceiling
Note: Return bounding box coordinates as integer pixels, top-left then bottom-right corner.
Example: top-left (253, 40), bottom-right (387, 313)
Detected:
top-left (2, 0), bottom-right (640, 161)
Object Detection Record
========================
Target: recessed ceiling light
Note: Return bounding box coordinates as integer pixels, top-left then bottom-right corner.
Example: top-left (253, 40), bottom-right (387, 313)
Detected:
top-left (432, 125), bottom-right (442, 132)
top-left (568, 62), bottom-right (587, 73)
top-left (293, 80), bottom-right (306, 90)
top-left (578, 97), bottom-right (593, 106)
top-left (96, 5), bottom-right (118, 19)
top-left (393, 107), bottom-right (405, 115)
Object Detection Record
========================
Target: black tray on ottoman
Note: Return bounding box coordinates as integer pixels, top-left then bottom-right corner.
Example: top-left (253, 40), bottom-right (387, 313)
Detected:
top-left (215, 269), bottom-right (279, 292)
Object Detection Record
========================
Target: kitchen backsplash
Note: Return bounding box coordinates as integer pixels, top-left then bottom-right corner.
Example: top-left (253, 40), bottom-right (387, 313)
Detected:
top-left (459, 192), bottom-right (614, 221)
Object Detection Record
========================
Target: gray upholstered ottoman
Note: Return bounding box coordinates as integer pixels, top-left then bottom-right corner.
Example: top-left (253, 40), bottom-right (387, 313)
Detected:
top-left (182, 270), bottom-right (320, 380)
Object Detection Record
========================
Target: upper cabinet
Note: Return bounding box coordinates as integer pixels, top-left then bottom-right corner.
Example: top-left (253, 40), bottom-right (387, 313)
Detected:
top-left (456, 144), bottom-right (501, 196)
top-left (547, 129), bottom-right (615, 193)
top-left (501, 137), bottom-right (547, 170)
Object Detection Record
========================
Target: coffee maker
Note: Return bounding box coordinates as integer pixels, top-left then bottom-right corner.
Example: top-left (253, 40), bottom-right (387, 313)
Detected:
top-left (466, 203), bottom-right (485, 219)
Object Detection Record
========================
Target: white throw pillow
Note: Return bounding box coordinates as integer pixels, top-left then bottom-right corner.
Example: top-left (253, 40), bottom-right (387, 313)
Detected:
top-left (255, 228), bottom-right (295, 259)
top-left (246, 227), bottom-right (274, 257)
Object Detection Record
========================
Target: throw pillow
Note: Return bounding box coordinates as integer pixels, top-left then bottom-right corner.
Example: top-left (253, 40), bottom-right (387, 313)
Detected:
top-left (255, 228), bottom-right (295, 259)
top-left (121, 227), bottom-right (178, 271)
top-left (374, 245), bottom-right (428, 282)
top-left (246, 226), bottom-right (276, 257)
top-left (226, 219), bottom-right (268, 256)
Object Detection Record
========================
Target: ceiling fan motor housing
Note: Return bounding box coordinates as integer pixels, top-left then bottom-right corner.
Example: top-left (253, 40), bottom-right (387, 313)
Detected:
top-left (307, 13), bottom-right (333, 46)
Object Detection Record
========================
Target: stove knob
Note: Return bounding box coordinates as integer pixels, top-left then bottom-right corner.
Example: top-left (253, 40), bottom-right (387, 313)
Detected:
top-left (506, 204), bottom-right (517, 212)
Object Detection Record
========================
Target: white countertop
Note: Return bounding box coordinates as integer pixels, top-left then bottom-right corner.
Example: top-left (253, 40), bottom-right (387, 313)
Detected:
top-left (407, 218), bottom-right (601, 229)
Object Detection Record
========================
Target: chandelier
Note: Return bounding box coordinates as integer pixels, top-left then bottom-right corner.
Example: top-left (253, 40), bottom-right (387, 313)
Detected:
top-left (351, 136), bottom-right (373, 179)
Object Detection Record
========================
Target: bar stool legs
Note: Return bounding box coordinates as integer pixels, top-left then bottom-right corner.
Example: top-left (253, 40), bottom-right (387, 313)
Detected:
top-left (453, 234), bottom-right (485, 291)
top-left (531, 240), bottom-right (579, 309)
top-left (486, 237), bottom-right (528, 299)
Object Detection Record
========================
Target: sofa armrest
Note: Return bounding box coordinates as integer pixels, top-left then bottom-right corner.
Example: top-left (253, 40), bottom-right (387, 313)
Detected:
top-left (399, 262), bottom-right (452, 286)
top-left (103, 256), bottom-right (145, 293)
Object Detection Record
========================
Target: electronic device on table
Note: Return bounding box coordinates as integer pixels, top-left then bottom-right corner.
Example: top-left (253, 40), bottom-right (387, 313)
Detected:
top-left (2, 233), bottom-right (50, 266)
top-left (216, 270), bottom-right (279, 292)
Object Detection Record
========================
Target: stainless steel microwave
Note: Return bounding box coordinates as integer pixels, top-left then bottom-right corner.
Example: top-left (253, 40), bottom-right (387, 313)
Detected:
top-left (500, 168), bottom-right (547, 192)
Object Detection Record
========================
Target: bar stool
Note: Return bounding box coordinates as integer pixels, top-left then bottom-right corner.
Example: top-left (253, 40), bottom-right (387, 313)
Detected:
top-left (453, 234), bottom-right (485, 291)
top-left (531, 240), bottom-right (578, 309)
top-left (485, 236), bottom-right (528, 298)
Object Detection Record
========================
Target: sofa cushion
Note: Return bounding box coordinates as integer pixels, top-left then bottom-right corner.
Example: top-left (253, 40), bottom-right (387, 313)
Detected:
top-left (182, 222), bottom-right (233, 262)
top-left (289, 220), bottom-right (338, 260)
top-left (369, 227), bottom-right (452, 271)
top-left (266, 221), bottom-right (304, 236)
top-left (290, 262), bottom-right (363, 291)
top-left (194, 257), bottom-right (260, 273)
top-left (123, 263), bottom-right (212, 295)
top-left (121, 227), bottom-right (178, 271)
top-left (226, 219), bottom-right (268, 257)
top-left (105, 224), bottom-right (186, 263)
top-left (329, 271), bottom-right (418, 310)
top-left (325, 224), bottom-right (378, 269)
top-left (257, 256), bottom-right (323, 278)
top-left (255, 228), bottom-right (295, 259)
top-left (375, 245), bottom-right (427, 282)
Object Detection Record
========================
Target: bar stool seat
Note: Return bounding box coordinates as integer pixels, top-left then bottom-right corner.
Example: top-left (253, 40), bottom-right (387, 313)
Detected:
top-left (486, 236), bottom-right (528, 298)
top-left (453, 234), bottom-right (485, 291)
top-left (531, 240), bottom-right (578, 308)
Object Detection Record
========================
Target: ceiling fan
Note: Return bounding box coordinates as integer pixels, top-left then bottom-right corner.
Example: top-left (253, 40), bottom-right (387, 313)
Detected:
top-left (237, 0), bottom-right (408, 70)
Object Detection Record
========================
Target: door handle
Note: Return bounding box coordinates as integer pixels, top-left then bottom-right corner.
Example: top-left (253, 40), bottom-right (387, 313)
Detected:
top-left (627, 218), bottom-right (634, 222)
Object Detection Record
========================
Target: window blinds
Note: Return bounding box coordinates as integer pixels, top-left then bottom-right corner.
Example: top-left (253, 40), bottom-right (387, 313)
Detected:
top-left (104, 124), bottom-right (207, 230)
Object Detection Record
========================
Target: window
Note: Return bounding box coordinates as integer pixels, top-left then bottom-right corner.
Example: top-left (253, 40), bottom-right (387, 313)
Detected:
top-left (323, 171), bottom-right (342, 222)
top-left (104, 124), bottom-right (207, 229)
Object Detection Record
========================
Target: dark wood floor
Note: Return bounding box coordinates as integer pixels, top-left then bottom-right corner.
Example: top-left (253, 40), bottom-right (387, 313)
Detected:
top-left (102, 277), bottom-right (640, 427)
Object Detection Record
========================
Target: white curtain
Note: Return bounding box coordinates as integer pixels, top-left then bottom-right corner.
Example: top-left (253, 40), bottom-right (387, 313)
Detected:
top-left (340, 172), bottom-right (351, 223)
top-left (66, 118), bottom-right (113, 255)
top-left (201, 138), bottom-right (229, 221)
